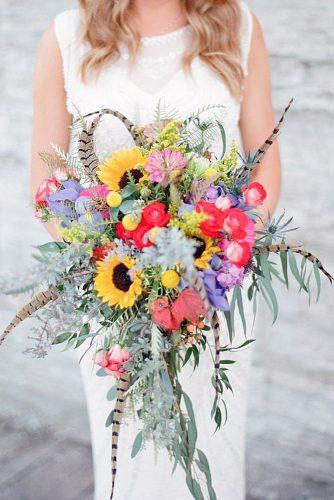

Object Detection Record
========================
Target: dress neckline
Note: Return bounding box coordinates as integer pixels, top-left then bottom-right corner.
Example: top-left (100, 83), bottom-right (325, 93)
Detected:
top-left (140, 24), bottom-right (191, 46)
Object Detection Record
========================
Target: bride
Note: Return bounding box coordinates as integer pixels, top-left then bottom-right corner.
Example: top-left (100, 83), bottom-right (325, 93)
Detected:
top-left (31, 1), bottom-right (281, 499)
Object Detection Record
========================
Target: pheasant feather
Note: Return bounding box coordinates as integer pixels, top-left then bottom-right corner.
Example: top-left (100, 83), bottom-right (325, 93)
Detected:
top-left (0, 285), bottom-right (59, 346)
top-left (256, 243), bottom-right (333, 284)
top-left (110, 372), bottom-right (131, 500)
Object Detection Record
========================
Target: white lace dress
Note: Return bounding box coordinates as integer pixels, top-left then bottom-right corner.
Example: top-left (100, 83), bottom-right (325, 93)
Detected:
top-left (54, 4), bottom-right (254, 499)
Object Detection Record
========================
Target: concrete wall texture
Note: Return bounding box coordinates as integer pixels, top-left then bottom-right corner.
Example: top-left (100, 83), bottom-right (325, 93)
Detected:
top-left (0, 1), bottom-right (333, 499)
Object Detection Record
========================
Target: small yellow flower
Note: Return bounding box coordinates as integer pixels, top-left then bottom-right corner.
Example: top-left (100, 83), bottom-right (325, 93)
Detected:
top-left (122, 214), bottom-right (140, 231)
top-left (106, 191), bottom-right (122, 208)
top-left (203, 167), bottom-right (218, 179)
top-left (161, 270), bottom-right (180, 289)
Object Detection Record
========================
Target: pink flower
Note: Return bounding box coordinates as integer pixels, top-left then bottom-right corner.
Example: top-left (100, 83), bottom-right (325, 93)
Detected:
top-left (215, 195), bottom-right (233, 211)
top-left (94, 345), bottom-right (132, 378)
top-left (222, 208), bottom-right (249, 240)
top-left (35, 178), bottom-right (59, 207)
top-left (145, 148), bottom-right (187, 187)
top-left (52, 167), bottom-right (69, 183)
top-left (225, 241), bottom-right (251, 267)
top-left (242, 182), bottom-right (267, 207)
top-left (79, 184), bottom-right (110, 218)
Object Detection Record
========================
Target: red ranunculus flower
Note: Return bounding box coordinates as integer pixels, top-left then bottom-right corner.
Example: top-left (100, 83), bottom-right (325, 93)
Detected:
top-left (222, 208), bottom-right (249, 240)
top-left (142, 201), bottom-right (170, 227)
top-left (90, 243), bottom-right (115, 264)
top-left (116, 222), bottom-right (134, 241)
top-left (196, 200), bottom-right (226, 238)
top-left (242, 182), bottom-right (267, 207)
top-left (133, 223), bottom-right (154, 249)
top-left (225, 241), bottom-right (251, 267)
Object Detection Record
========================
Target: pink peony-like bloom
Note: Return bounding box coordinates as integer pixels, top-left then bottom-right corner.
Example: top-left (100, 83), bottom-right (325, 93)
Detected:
top-left (35, 178), bottom-right (59, 207)
top-left (94, 345), bottom-right (132, 378)
top-left (145, 148), bottom-right (187, 187)
top-left (225, 241), bottom-right (251, 267)
top-left (215, 195), bottom-right (233, 211)
top-left (242, 182), bottom-right (267, 207)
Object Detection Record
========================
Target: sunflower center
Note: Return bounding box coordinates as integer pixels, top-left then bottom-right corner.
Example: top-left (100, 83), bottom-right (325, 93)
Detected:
top-left (119, 169), bottom-right (143, 189)
top-left (112, 263), bottom-right (132, 291)
top-left (193, 237), bottom-right (206, 259)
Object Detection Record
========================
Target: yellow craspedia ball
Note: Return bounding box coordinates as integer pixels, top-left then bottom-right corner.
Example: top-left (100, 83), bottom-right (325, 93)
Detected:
top-left (203, 167), bottom-right (218, 179)
top-left (161, 270), bottom-right (180, 289)
top-left (106, 191), bottom-right (122, 208)
top-left (122, 214), bottom-right (139, 231)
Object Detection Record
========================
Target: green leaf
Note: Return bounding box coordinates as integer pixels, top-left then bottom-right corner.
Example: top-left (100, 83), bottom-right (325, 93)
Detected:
top-left (96, 367), bottom-right (108, 377)
top-left (119, 199), bottom-right (136, 214)
top-left (288, 250), bottom-right (308, 292)
top-left (34, 241), bottom-right (65, 254)
top-left (160, 369), bottom-right (174, 397)
top-left (259, 253), bottom-right (271, 281)
top-left (214, 406), bottom-right (222, 431)
top-left (109, 206), bottom-right (120, 219)
top-left (131, 431), bottom-right (143, 459)
top-left (121, 184), bottom-right (137, 198)
top-left (217, 121), bottom-right (227, 159)
top-left (183, 391), bottom-right (196, 428)
top-left (107, 386), bottom-right (117, 401)
top-left (313, 261), bottom-right (321, 302)
top-left (260, 278), bottom-right (279, 323)
top-left (183, 347), bottom-right (193, 367)
top-left (186, 471), bottom-right (204, 500)
top-left (105, 409), bottom-right (114, 427)
top-left (235, 286), bottom-right (247, 336)
top-left (220, 359), bottom-right (236, 365)
top-left (52, 331), bottom-right (74, 345)
top-left (192, 345), bottom-right (200, 369)
top-left (279, 250), bottom-right (289, 288)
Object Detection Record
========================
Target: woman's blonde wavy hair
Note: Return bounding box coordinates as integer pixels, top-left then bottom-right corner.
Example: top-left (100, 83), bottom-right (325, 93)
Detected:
top-left (78, 0), bottom-right (244, 98)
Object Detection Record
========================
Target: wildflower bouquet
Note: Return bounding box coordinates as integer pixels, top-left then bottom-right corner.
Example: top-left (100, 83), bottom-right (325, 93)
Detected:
top-left (1, 102), bottom-right (332, 500)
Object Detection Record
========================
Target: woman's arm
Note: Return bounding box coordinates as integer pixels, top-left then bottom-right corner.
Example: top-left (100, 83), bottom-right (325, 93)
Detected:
top-left (239, 14), bottom-right (281, 220)
top-left (31, 22), bottom-right (71, 241)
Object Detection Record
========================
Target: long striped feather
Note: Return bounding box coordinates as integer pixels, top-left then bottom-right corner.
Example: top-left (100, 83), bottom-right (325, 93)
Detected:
top-left (238, 99), bottom-right (294, 178)
top-left (256, 243), bottom-right (333, 284)
top-left (0, 285), bottom-right (59, 346)
top-left (78, 108), bottom-right (146, 181)
top-left (110, 372), bottom-right (131, 500)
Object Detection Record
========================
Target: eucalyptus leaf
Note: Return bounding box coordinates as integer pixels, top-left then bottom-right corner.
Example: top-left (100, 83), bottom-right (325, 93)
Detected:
top-left (288, 250), bottom-right (308, 292)
top-left (105, 409), bottom-right (114, 427)
top-left (235, 286), bottom-right (247, 336)
top-left (131, 431), bottom-right (143, 458)
top-left (313, 260), bottom-right (321, 302)
top-left (119, 199), bottom-right (136, 214)
top-left (107, 385), bottom-right (117, 401)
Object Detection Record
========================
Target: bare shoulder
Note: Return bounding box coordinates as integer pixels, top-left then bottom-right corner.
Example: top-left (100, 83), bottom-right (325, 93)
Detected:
top-left (34, 21), bottom-right (63, 84)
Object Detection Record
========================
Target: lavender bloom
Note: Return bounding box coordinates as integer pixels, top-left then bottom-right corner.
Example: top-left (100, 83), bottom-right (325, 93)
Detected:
top-left (178, 202), bottom-right (195, 218)
top-left (204, 185), bottom-right (224, 203)
top-left (202, 268), bottom-right (229, 311)
top-left (217, 260), bottom-right (246, 290)
top-left (46, 180), bottom-right (84, 219)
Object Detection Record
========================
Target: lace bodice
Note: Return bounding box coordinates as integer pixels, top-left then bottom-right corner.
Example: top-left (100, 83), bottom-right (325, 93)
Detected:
top-left (54, 3), bottom-right (253, 160)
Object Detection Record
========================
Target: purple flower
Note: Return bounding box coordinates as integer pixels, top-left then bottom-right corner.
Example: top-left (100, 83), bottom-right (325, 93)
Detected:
top-left (217, 260), bottom-right (246, 289)
top-left (46, 180), bottom-right (84, 219)
top-left (178, 202), bottom-right (194, 218)
top-left (202, 268), bottom-right (229, 310)
top-left (204, 185), bottom-right (224, 203)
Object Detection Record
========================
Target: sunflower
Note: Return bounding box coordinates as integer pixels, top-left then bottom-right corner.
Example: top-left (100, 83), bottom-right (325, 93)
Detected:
top-left (94, 254), bottom-right (142, 308)
top-left (97, 147), bottom-right (147, 192)
top-left (188, 230), bottom-right (220, 270)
